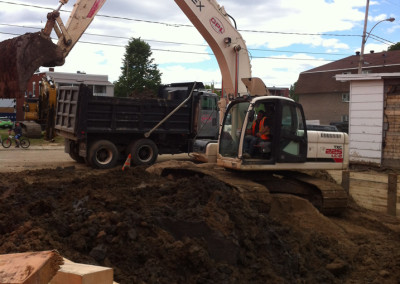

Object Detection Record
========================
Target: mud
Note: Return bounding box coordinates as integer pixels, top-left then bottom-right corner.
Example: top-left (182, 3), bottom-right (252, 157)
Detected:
top-left (0, 165), bottom-right (399, 283)
top-left (0, 32), bottom-right (64, 97)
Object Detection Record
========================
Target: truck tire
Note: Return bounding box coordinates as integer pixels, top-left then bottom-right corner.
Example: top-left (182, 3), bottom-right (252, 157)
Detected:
top-left (88, 140), bottom-right (119, 169)
top-left (129, 139), bottom-right (158, 166)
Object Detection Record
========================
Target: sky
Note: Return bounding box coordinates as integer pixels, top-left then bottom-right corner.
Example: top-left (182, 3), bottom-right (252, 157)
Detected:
top-left (0, 0), bottom-right (399, 89)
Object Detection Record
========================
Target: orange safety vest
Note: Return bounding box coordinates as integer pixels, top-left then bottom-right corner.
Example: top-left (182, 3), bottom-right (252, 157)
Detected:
top-left (252, 117), bottom-right (269, 140)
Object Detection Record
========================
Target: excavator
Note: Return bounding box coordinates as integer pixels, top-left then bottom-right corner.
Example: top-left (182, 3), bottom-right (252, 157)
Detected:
top-left (23, 76), bottom-right (58, 140)
top-left (3, 0), bottom-right (349, 215)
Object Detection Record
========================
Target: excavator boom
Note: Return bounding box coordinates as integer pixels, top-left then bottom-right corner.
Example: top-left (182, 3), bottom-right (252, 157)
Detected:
top-left (47, 0), bottom-right (106, 57)
top-left (175, 0), bottom-right (251, 98)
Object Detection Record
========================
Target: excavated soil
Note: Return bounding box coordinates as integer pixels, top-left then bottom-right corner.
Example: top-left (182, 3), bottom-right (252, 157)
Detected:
top-left (0, 32), bottom-right (64, 97)
top-left (0, 165), bottom-right (400, 283)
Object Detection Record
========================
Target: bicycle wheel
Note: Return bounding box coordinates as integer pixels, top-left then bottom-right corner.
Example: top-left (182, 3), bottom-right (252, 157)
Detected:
top-left (20, 138), bottom-right (30, 148)
top-left (2, 138), bottom-right (12, 148)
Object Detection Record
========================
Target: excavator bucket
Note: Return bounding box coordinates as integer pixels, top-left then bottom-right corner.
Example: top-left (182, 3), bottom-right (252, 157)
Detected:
top-left (0, 32), bottom-right (65, 98)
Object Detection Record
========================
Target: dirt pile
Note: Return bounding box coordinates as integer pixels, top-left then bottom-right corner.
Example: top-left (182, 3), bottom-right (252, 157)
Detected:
top-left (0, 166), bottom-right (400, 283)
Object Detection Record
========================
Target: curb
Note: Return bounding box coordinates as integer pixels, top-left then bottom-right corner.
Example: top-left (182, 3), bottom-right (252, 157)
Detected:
top-left (0, 145), bottom-right (64, 151)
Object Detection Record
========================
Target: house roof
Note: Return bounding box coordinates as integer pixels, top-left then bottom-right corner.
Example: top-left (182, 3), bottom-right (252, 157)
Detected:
top-left (39, 71), bottom-right (113, 86)
top-left (296, 50), bottom-right (400, 95)
top-left (304, 50), bottom-right (400, 73)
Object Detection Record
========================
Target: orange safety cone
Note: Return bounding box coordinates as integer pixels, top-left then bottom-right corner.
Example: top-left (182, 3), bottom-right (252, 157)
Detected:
top-left (122, 153), bottom-right (132, 171)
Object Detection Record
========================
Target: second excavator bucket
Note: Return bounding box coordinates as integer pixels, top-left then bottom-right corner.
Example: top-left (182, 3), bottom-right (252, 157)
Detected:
top-left (0, 32), bottom-right (65, 98)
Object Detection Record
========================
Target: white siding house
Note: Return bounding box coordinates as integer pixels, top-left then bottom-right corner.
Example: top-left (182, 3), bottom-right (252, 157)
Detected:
top-left (336, 73), bottom-right (400, 167)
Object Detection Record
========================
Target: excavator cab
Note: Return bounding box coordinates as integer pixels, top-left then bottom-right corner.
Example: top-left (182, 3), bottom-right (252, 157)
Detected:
top-left (218, 96), bottom-right (309, 170)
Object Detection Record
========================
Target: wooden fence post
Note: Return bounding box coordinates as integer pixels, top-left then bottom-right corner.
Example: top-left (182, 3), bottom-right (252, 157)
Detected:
top-left (387, 173), bottom-right (397, 216)
top-left (341, 170), bottom-right (350, 194)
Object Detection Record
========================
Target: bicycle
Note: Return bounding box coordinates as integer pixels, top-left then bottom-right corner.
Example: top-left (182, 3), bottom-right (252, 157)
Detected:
top-left (2, 134), bottom-right (30, 148)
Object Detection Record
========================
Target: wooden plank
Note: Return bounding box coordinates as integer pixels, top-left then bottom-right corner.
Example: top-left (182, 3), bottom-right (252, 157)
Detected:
top-left (349, 148), bottom-right (382, 158)
top-left (351, 84), bottom-right (383, 96)
top-left (349, 141), bottom-right (382, 151)
top-left (352, 96), bottom-right (383, 103)
top-left (384, 109), bottom-right (400, 116)
top-left (350, 134), bottom-right (383, 143)
top-left (351, 126), bottom-right (382, 135)
top-left (351, 110), bottom-right (383, 118)
top-left (350, 101), bottom-right (383, 111)
top-left (351, 118), bottom-right (383, 127)
top-left (350, 190), bottom-right (387, 207)
top-left (350, 172), bottom-right (388, 183)
top-left (350, 184), bottom-right (388, 198)
top-left (0, 251), bottom-right (63, 284)
top-left (49, 261), bottom-right (113, 284)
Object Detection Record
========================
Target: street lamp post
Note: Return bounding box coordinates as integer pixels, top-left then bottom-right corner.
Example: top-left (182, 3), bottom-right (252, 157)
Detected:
top-left (358, 10), bottom-right (395, 74)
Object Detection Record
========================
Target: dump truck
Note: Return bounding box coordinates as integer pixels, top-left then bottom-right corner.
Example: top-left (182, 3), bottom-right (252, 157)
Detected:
top-left (55, 82), bottom-right (219, 168)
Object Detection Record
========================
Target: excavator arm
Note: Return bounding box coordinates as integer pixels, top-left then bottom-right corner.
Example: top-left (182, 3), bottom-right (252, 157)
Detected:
top-left (42, 0), bottom-right (106, 58)
top-left (175, 0), bottom-right (251, 99)
top-left (0, 0), bottom-right (267, 108)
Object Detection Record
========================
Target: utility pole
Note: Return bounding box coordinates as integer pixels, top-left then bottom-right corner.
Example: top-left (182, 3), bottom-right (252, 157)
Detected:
top-left (358, 0), bottom-right (370, 74)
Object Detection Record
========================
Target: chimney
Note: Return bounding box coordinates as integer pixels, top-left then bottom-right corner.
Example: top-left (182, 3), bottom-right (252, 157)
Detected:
top-left (370, 50), bottom-right (374, 53)
top-left (356, 51), bottom-right (360, 56)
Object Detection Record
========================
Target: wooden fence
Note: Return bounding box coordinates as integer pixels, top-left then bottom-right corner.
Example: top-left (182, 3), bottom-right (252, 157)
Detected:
top-left (328, 170), bottom-right (400, 217)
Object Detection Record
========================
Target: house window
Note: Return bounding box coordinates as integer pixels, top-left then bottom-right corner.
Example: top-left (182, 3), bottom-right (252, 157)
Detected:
top-left (362, 70), bottom-right (371, 74)
top-left (94, 85), bottom-right (106, 96)
top-left (342, 93), bottom-right (350, 102)
top-left (32, 82), bottom-right (36, 97)
top-left (341, 115), bottom-right (349, 122)
top-left (342, 71), bottom-right (351, 75)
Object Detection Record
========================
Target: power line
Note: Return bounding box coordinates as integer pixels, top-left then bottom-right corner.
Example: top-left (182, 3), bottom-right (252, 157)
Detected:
top-left (367, 33), bottom-right (395, 45)
top-left (0, 23), bottom-right (352, 57)
top-left (0, 0), bottom-right (372, 38)
top-left (0, 30), bottom-right (337, 63)
top-left (239, 29), bottom-right (360, 38)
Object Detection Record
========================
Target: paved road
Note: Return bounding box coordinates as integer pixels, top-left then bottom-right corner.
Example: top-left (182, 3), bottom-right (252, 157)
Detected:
top-left (0, 145), bottom-right (79, 172)
top-left (0, 145), bottom-right (192, 172)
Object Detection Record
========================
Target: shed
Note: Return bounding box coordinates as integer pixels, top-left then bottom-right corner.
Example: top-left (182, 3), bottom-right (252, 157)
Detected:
top-left (335, 73), bottom-right (400, 168)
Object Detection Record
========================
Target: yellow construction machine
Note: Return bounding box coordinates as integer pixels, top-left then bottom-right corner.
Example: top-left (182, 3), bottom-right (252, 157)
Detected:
top-left (23, 76), bottom-right (57, 140)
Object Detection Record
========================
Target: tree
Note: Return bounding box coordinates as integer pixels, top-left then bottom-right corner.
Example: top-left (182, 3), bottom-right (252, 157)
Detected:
top-left (289, 82), bottom-right (298, 102)
top-left (114, 38), bottom-right (162, 97)
top-left (388, 42), bottom-right (400, 51)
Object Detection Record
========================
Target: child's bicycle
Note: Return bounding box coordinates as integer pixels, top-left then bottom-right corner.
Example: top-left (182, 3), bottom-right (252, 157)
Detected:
top-left (1, 134), bottom-right (30, 148)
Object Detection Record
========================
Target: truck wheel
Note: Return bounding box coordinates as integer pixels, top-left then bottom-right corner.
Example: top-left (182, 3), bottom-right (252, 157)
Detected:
top-left (129, 139), bottom-right (158, 166)
top-left (88, 140), bottom-right (119, 169)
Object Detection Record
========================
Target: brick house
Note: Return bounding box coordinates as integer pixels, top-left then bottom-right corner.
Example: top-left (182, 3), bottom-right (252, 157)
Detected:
top-left (295, 50), bottom-right (400, 128)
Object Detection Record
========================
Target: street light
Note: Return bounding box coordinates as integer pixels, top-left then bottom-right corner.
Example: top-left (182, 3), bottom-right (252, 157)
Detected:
top-left (358, 15), bottom-right (396, 74)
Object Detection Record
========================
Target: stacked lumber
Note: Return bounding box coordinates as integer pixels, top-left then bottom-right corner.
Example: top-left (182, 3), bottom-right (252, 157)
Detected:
top-left (0, 251), bottom-right (114, 284)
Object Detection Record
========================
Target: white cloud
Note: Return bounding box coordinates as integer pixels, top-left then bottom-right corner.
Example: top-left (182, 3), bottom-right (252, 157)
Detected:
top-left (1, 0), bottom-right (396, 89)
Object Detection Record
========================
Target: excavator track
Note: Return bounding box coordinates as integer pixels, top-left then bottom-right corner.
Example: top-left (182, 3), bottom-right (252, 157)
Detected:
top-left (148, 161), bottom-right (347, 216)
top-left (249, 171), bottom-right (348, 215)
